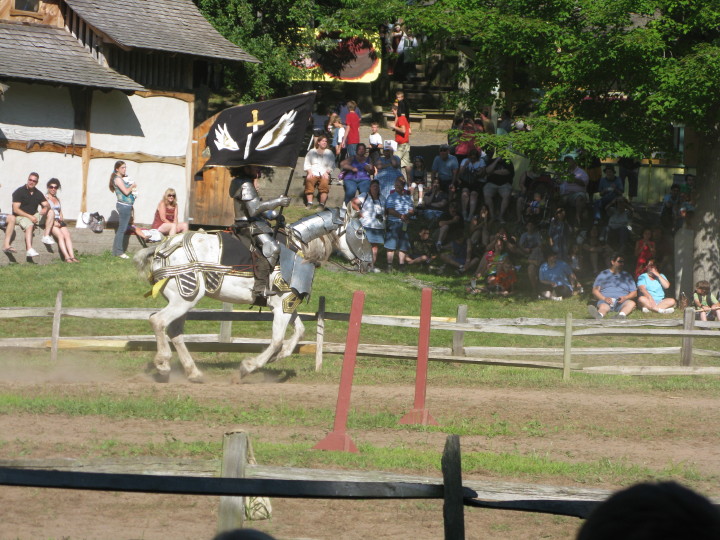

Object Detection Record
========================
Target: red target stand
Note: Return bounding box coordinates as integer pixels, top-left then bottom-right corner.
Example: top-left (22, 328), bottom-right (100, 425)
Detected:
top-left (399, 287), bottom-right (438, 426)
top-left (313, 290), bottom-right (365, 453)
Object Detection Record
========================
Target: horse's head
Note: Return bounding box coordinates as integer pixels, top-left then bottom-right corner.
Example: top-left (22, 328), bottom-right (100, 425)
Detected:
top-left (335, 203), bottom-right (372, 273)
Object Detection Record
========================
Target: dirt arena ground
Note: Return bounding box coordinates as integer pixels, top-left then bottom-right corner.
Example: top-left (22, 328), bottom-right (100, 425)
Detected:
top-left (1, 357), bottom-right (718, 540)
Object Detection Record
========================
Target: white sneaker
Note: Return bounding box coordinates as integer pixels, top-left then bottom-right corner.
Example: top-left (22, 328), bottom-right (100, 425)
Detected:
top-left (617, 312), bottom-right (627, 318)
top-left (371, 267), bottom-right (381, 273)
top-left (26, 248), bottom-right (39, 257)
top-left (118, 253), bottom-right (130, 259)
top-left (642, 307), bottom-right (650, 313)
top-left (542, 290), bottom-right (552, 299)
top-left (551, 296), bottom-right (563, 301)
top-left (41, 235), bottom-right (55, 245)
top-left (660, 307), bottom-right (675, 314)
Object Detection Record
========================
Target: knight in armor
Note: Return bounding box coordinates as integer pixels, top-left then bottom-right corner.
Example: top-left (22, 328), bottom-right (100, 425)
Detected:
top-left (228, 165), bottom-right (290, 298)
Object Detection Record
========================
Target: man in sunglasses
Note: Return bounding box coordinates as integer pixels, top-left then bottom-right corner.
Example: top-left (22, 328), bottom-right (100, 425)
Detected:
top-left (588, 253), bottom-right (637, 319)
top-left (2, 172), bottom-right (54, 258)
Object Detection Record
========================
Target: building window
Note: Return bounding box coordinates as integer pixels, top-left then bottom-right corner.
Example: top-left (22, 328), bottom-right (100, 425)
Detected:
top-left (14, 0), bottom-right (40, 12)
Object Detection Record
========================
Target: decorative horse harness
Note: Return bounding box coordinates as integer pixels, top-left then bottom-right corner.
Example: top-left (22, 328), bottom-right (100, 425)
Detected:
top-left (147, 209), bottom-right (370, 313)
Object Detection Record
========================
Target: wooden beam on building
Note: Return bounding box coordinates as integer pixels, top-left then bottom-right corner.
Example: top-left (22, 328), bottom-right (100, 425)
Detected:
top-left (89, 149), bottom-right (186, 166)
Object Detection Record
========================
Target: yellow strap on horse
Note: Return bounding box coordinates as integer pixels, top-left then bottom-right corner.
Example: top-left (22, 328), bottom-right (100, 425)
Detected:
top-left (144, 277), bottom-right (169, 298)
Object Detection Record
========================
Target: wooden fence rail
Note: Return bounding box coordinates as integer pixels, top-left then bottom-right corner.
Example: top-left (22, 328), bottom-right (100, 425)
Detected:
top-left (1, 292), bottom-right (719, 379)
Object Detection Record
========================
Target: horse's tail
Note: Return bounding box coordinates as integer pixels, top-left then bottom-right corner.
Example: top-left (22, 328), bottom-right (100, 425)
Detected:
top-left (133, 246), bottom-right (156, 283)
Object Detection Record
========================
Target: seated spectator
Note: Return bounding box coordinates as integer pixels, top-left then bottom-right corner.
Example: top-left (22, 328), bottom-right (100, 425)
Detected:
top-left (593, 165), bottom-right (624, 222)
top-left (588, 253), bottom-right (637, 319)
top-left (483, 151), bottom-right (515, 222)
top-left (538, 251), bottom-right (578, 300)
top-left (634, 228), bottom-right (655, 279)
top-left (2, 172), bottom-right (55, 258)
top-left (482, 257), bottom-right (517, 296)
top-left (439, 234), bottom-right (475, 275)
top-left (375, 142), bottom-right (403, 201)
top-left (340, 143), bottom-right (374, 204)
top-left (693, 280), bottom-right (720, 321)
top-left (577, 481), bottom-right (720, 540)
top-left (559, 155), bottom-right (589, 226)
top-left (353, 180), bottom-right (385, 273)
top-left (419, 178), bottom-right (448, 223)
top-left (581, 224), bottom-right (611, 276)
top-left (406, 227), bottom-right (437, 267)
top-left (468, 204), bottom-right (491, 249)
top-left (454, 115), bottom-right (479, 163)
top-left (548, 207), bottom-right (572, 261)
top-left (435, 203), bottom-right (463, 249)
top-left (458, 148), bottom-right (486, 221)
top-left (519, 221), bottom-right (544, 294)
top-left (605, 196), bottom-right (633, 252)
top-left (384, 177), bottom-right (414, 272)
top-left (516, 167), bottom-right (555, 223)
top-left (152, 188), bottom-right (189, 236)
top-left (637, 259), bottom-right (676, 314)
top-left (44, 179), bottom-right (78, 262)
top-left (471, 234), bottom-right (509, 284)
top-left (408, 155), bottom-right (428, 206)
top-left (304, 135), bottom-right (336, 208)
top-left (431, 144), bottom-right (459, 193)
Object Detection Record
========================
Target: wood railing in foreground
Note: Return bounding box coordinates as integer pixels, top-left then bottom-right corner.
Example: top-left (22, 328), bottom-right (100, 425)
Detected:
top-left (1, 292), bottom-right (719, 379)
top-left (0, 431), bottom-right (612, 540)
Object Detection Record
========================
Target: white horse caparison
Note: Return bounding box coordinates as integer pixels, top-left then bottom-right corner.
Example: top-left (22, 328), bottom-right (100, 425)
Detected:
top-left (134, 207), bottom-right (370, 382)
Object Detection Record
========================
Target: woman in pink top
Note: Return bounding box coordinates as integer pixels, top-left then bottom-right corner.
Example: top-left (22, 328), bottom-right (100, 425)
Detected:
top-left (152, 188), bottom-right (188, 236)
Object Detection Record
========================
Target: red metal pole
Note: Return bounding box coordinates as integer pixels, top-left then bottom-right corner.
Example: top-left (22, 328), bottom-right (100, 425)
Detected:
top-left (399, 287), bottom-right (438, 426)
top-left (313, 290), bottom-right (365, 452)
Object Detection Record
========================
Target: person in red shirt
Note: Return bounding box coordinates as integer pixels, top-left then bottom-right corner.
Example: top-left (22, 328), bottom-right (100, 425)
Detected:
top-left (391, 101), bottom-right (411, 176)
top-left (342, 100), bottom-right (361, 159)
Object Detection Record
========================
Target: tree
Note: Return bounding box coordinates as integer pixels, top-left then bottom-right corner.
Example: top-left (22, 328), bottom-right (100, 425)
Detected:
top-left (324, 0), bottom-right (720, 283)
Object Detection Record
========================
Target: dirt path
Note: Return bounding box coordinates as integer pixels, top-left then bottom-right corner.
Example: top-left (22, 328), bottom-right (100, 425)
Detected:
top-left (1, 371), bottom-right (719, 539)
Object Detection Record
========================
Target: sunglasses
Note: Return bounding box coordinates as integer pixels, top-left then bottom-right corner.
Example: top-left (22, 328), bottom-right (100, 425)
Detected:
top-left (167, 195), bottom-right (176, 198)
top-left (48, 185), bottom-right (59, 189)
top-left (616, 259), bottom-right (625, 264)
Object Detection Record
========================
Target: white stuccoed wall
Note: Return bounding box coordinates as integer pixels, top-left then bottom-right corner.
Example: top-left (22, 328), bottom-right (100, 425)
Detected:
top-left (0, 85), bottom-right (192, 224)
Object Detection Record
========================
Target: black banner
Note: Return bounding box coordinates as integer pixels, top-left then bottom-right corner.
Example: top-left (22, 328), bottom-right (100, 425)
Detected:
top-left (205, 92), bottom-right (316, 168)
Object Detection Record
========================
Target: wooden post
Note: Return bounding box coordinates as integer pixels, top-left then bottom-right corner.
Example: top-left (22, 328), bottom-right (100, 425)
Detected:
top-left (563, 312), bottom-right (572, 381)
top-left (681, 307), bottom-right (695, 366)
top-left (313, 291), bottom-right (364, 453)
top-left (219, 302), bottom-right (233, 343)
top-left (399, 288), bottom-right (438, 426)
top-left (315, 296), bottom-right (326, 372)
top-left (50, 290), bottom-right (63, 362)
top-left (217, 430), bottom-right (248, 534)
top-left (452, 304), bottom-right (467, 357)
top-left (442, 434), bottom-right (465, 540)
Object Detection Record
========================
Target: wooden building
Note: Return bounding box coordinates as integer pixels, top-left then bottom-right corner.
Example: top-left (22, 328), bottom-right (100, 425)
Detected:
top-left (0, 0), bottom-right (257, 227)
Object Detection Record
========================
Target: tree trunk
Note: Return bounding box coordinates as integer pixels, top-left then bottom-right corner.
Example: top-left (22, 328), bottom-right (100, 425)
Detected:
top-left (693, 132), bottom-right (720, 286)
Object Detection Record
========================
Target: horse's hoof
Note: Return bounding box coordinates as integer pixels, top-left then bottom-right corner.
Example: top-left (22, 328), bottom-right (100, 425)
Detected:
top-left (238, 363), bottom-right (253, 379)
top-left (153, 371), bottom-right (170, 383)
top-left (188, 372), bottom-right (204, 384)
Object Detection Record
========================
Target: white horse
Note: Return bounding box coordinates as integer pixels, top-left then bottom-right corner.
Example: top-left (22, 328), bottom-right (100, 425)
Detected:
top-left (134, 207), bottom-right (371, 382)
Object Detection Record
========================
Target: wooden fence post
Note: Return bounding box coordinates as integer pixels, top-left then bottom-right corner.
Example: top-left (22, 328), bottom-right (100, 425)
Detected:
top-left (50, 290), bottom-right (63, 362)
top-left (563, 312), bottom-right (572, 381)
top-left (681, 307), bottom-right (695, 366)
top-left (452, 305), bottom-right (467, 356)
top-left (219, 302), bottom-right (233, 343)
top-left (315, 296), bottom-right (326, 372)
top-left (217, 430), bottom-right (248, 534)
top-left (442, 434), bottom-right (465, 540)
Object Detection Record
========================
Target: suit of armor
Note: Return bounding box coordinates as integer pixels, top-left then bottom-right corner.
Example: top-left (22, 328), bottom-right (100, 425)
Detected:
top-left (229, 171), bottom-right (290, 296)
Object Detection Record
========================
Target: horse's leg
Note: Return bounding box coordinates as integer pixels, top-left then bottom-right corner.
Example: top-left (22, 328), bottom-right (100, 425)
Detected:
top-left (166, 316), bottom-right (204, 383)
top-left (278, 311), bottom-right (304, 359)
top-left (149, 280), bottom-right (202, 382)
top-left (239, 296), bottom-right (293, 378)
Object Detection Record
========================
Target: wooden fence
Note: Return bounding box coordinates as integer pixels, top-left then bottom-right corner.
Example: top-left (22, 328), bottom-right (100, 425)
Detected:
top-left (0, 432), bottom-right (613, 539)
top-left (1, 291), bottom-right (719, 379)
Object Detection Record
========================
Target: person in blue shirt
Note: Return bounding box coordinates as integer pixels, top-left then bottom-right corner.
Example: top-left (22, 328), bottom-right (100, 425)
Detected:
top-left (538, 251), bottom-right (579, 300)
top-left (384, 177), bottom-right (414, 272)
top-left (589, 253), bottom-right (637, 319)
top-left (637, 259), bottom-right (677, 314)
